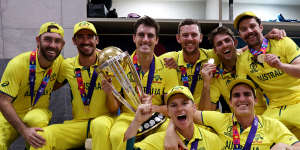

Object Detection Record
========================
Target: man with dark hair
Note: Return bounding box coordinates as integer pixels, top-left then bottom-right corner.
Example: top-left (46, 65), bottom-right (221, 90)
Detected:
top-left (200, 26), bottom-right (267, 114)
top-left (160, 19), bottom-right (284, 112)
top-left (0, 22), bottom-right (65, 149)
top-left (109, 16), bottom-right (179, 150)
top-left (234, 11), bottom-right (300, 138)
top-left (165, 78), bottom-right (300, 150)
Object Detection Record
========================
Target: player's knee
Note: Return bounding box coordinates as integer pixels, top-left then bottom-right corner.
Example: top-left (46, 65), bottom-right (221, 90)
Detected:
top-left (91, 117), bottom-right (112, 135)
top-left (109, 127), bottom-right (124, 143)
top-left (23, 109), bottom-right (51, 127)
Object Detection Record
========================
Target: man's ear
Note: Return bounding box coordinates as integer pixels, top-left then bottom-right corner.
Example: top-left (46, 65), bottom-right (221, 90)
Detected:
top-left (72, 37), bottom-right (76, 45)
top-left (176, 34), bottom-right (181, 43)
top-left (259, 24), bottom-right (264, 32)
top-left (234, 39), bottom-right (238, 47)
top-left (36, 36), bottom-right (41, 48)
top-left (229, 99), bottom-right (233, 108)
top-left (192, 102), bottom-right (197, 112)
top-left (199, 33), bottom-right (203, 43)
top-left (254, 97), bottom-right (258, 105)
top-left (132, 34), bottom-right (136, 43)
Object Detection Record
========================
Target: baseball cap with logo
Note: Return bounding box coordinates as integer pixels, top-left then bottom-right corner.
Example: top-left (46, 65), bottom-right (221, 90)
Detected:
top-left (228, 78), bottom-right (256, 97)
top-left (233, 11), bottom-right (257, 29)
top-left (166, 86), bottom-right (194, 104)
top-left (73, 21), bottom-right (97, 36)
top-left (39, 22), bottom-right (64, 38)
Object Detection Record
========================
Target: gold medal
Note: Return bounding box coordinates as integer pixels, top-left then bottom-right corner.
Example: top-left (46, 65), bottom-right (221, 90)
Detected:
top-left (208, 58), bottom-right (214, 64)
top-left (257, 54), bottom-right (265, 63)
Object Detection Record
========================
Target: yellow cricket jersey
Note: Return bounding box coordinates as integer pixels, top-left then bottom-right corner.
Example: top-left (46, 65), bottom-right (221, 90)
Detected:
top-left (238, 37), bottom-right (300, 108)
top-left (0, 51), bottom-right (63, 115)
top-left (159, 48), bottom-right (217, 106)
top-left (201, 111), bottom-right (299, 149)
top-left (134, 124), bottom-right (223, 150)
top-left (57, 55), bottom-right (112, 119)
top-left (121, 52), bottom-right (179, 113)
top-left (210, 53), bottom-right (266, 114)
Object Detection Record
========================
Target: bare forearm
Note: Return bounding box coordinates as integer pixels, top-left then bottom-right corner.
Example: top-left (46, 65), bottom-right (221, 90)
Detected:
top-left (152, 105), bottom-right (168, 116)
top-left (279, 63), bottom-right (300, 78)
top-left (124, 119), bottom-right (141, 141)
top-left (106, 93), bottom-right (120, 114)
top-left (199, 81), bottom-right (217, 110)
top-left (292, 142), bottom-right (300, 149)
top-left (0, 95), bottom-right (27, 134)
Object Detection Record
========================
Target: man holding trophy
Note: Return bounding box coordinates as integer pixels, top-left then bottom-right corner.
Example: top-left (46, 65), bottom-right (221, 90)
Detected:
top-left (106, 16), bottom-right (179, 150)
top-left (31, 21), bottom-right (119, 150)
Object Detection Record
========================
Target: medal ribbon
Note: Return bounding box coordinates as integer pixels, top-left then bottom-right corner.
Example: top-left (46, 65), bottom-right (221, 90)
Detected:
top-left (133, 54), bottom-right (155, 94)
top-left (232, 115), bottom-right (258, 150)
top-left (29, 50), bottom-right (52, 107)
top-left (190, 139), bottom-right (199, 150)
top-left (180, 62), bottom-right (201, 94)
top-left (75, 66), bottom-right (98, 105)
top-left (249, 38), bottom-right (268, 56)
top-left (215, 65), bottom-right (236, 79)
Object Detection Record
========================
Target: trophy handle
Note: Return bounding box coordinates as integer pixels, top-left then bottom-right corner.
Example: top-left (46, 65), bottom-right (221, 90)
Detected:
top-left (108, 57), bottom-right (141, 107)
top-left (124, 53), bottom-right (144, 98)
top-left (98, 72), bottom-right (136, 112)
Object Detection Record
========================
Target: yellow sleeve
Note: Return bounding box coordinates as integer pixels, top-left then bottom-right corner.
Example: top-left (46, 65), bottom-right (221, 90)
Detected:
top-left (202, 128), bottom-right (225, 150)
top-left (268, 117), bottom-right (299, 145)
top-left (158, 51), bottom-right (179, 60)
top-left (201, 111), bottom-right (226, 133)
top-left (210, 79), bottom-right (221, 104)
top-left (56, 59), bottom-right (67, 83)
top-left (281, 37), bottom-right (300, 63)
top-left (0, 59), bottom-right (23, 98)
top-left (135, 131), bottom-right (165, 150)
top-left (163, 67), bottom-right (179, 94)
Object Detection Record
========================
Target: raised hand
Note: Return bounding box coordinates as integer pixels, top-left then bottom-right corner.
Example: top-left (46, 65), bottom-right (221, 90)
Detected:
top-left (200, 63), bottom-right (216, 83)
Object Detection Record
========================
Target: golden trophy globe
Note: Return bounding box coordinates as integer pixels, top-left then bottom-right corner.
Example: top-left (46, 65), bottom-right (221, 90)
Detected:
top-left (96, 46), bottom-right (166, 137)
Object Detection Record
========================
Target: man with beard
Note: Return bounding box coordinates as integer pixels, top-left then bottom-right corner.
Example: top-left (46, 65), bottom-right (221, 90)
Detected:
top-left (165, 78), bottom-right (300, 150)
top-left (0, 22), bottom-right (64, 149)
top-left (124, 86), bottom-right (223, 150)
top-left (200, 26), bottom-right (267, 115)
top-left (109, 16), bottom-right (179, 150)
top-left (159, 19), bottom-right (217, 110)
top-left (159, 19), bottom-right (283, 111)
top-left (234, 11), bottom-right (300, 138)
top-left (31, 21), bottom-right (119, 150)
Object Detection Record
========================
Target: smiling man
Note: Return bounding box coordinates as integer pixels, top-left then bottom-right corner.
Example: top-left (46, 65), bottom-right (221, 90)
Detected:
top-left (0, 22), bottom-right (64, 149)
top-left (30, 21), bottom-right (119, 150)
top-left (125, 86), bottom-right (223, 150)
top-left (200, 26), bottom-right (267, 115)
top-left (159, 19), bottom-right (217, 110)
top-left (235, 11), bottom-right (300, 139)
top-left (109, 16), bottom-right (179, 150)
top-left (165, 78), bottom-right (300, 150)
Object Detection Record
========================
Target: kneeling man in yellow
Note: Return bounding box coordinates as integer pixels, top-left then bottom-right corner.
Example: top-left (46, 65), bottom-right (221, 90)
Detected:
top-left (30, 21), bottom-right (119, 150)
top-left (124, 85), bottom-right (223, 150)
top-left (0, 22), bottom-right (64, 149)
top-left (166, 79), bottom-right (300, 150)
